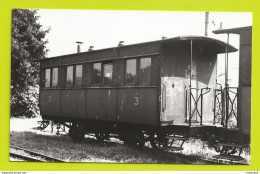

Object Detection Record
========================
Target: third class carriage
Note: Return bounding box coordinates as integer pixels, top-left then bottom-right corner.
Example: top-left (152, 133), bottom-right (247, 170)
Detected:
top-left (37, 26), bottom-right (251, 160)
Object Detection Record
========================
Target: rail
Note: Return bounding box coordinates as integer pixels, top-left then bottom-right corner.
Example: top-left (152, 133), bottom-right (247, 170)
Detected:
top-left (10, 152), bottom-right (46, 162)
top-left (10, 145), bottom-right (65, 162)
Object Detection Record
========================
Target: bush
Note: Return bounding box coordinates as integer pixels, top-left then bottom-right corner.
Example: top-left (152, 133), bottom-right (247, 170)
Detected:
top-left (11, 86), bottom-right (39, 118)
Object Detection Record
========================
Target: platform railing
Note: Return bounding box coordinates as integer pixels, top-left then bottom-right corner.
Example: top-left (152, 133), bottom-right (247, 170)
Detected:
top-left (213, 86), bottom-right (224, 125)
top-left (225, 87), bottom-right (238, 128)
top-left (186, 87), bottom-right (211, 126)
top-left (213, 86), bottom-right (238, 128)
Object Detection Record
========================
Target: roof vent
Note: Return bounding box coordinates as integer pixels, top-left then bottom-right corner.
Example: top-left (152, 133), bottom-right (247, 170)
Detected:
top-left (76, 41), bottom-right (83, 53)
top-left (118, 41), bottom-right (124, 46)
top-left (88, 46), bottom-right (94, 51)
top-left (162, 36), bottom-right (167, 40)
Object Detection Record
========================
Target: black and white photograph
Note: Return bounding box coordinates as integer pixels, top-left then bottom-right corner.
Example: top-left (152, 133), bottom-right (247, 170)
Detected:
top-left (10, 9), bottom-right (252, 164)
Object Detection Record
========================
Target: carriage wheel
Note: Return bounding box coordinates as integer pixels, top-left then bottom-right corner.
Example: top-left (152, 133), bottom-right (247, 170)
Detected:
top-left (135, 134), bottom-right (145, 149)
top-left (69, 123), bottom-right (85, 142)
top-left (126, 133), bottom-right (145, 150)
top-left (120, 132), bottom-right (145, 149)
top-left (95, 133), bottom-right (109, 141)
top-left (150, 134), bottom-right (168, 149)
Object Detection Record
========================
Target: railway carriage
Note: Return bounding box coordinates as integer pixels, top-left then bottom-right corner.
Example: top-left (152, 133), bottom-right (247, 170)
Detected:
top-left (213, 26), bottom-right (252, 143)
top-left (37, 28), bottom-right (251, 159)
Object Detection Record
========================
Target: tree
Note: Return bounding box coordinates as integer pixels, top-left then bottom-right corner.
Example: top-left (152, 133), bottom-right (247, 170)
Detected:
top-left (11, 9), bottom-right (49, 117)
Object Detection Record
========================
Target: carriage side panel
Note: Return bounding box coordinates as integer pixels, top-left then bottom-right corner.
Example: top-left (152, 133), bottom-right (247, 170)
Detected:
top-left (84, 64), bottom-right (92, 87)
top-left (118, 42), bottom-right (160, 57)
top-left (151, 56), bottom-right (160, 86)
top-left (86, 89), bottom-right (117, 122)
top-left (60, 90), bottom-right (86, 119)
top-left (58, 66), bottom-right (66, 88)
top-left (117, 88), bottom-right (158, 126)
top-left (40, 90), bottom-right (61, 117)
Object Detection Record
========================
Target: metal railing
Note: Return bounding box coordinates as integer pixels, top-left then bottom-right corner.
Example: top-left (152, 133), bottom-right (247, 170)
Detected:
top-left (213, 87), bottom-right (224, 125)
top-left (186, 87), bottom-right (211, 126)
top-left (213, 86), bottom-right (238, 128)
top-left (225, 87), bottom-right (238, 128)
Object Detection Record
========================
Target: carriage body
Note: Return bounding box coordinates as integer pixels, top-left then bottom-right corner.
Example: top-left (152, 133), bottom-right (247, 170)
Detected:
top-left (38, 36), bottom-right (237, 137)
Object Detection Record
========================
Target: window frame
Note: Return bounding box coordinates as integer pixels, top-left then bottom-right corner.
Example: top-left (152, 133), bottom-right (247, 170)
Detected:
top-left (103, 62), bottom-right (113, 86)
top-left (64, 64), bottom-right (84, 88)
top-left (124, 58), bottom-right (138, 85)
top-left (75, 64), bottom-right (83, 87)
top-left (91, 62), bottom-right (102, 86)
top-left (44, 67), bottom-right (60, 88)
top-left (66, 65), bottom-right (74, 87)
top-left (51, 67), bottom-right (59, 87)
top-left (124, 57), bottom-right (152, 86)
top-left (138, 57), bottom-right (152, 85)
top-left (44, 68), bottom-right (51, 88)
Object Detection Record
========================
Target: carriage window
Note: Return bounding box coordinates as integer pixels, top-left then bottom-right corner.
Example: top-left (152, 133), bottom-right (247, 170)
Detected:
top-left (92, 63), bottom-right (102, 85)
top-left (45, 69), bottom-right (51, 87)
top-left (66, 66), bottom-right (74, 87)
top-left (125, 59), bottom-right (137, 84)
top-left (52, 68), bottom-right (58, 87)
top-left (139, 57), bottom-right (151, 85)
top-left (103, 63), bottom-right (113, 86)
top-left (75, 65), bottom-right (83, 86)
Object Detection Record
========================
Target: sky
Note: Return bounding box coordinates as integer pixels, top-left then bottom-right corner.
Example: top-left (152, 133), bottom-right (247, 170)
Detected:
top-left (37, 10), bottom-right (252, 86)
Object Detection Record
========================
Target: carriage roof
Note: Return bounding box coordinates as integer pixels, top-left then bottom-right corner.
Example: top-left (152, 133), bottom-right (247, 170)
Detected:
top-left (212, 26), bottom-right (252, 34)
top-left (35, 35), bottom-right (237, 62)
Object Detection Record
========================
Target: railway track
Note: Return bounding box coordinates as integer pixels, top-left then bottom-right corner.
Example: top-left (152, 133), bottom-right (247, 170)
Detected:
top-left (169, 152), bottom-right (246, 165)
top-left (85, 134), bottom-right (246, 164)
top-left (10, 145), bottom-right (65, 162)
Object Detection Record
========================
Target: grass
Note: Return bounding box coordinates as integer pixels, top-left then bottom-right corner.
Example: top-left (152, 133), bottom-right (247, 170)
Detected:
top-left (10, 131), bottom-right (208, 164)
top-left (181, 138), bottom-right (250, 164)
top-left (9, 117), bottom-right (250, 164)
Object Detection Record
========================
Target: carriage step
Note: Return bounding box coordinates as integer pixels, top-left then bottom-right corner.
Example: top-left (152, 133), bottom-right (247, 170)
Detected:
top-left (218, 143), bottom-right (246, 148)
top-left (159, 146), bottom-right (184, 151)
top-left (165, 136), bottom-right (189, 141)
top-left (212, 154), bottom-right (244, 161)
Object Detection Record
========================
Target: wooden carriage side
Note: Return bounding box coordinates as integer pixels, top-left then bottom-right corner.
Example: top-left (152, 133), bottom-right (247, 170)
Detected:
top-left (38, 36), bottom-right (237, 129)
top-left (38, 41), bottom-right (162, 127)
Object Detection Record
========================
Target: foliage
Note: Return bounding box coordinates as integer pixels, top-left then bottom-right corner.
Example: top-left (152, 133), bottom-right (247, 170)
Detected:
top-left (11, 9), bottom-right (49, 117)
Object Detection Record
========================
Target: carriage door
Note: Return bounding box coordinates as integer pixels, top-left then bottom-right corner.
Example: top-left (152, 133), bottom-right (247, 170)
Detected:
top-left (160, 76), bottom-right (186, 124)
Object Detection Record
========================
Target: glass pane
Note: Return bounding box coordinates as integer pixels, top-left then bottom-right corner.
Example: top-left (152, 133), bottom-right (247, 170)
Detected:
top-left (66, 66), bottom-right (74, 87)
top-left (125, 59), bottom-right (136, 84)
top-left (103, 63), bottom-right (113, 86)
top-left (92, 63), bottom-right (101, 85)
top-left (139, 57), bottom-right (151, 85)
top-left (52, 68), bottom-right (58, 87)
top-left (75, 65), bottom-right (83, 86)
top-left (45, 69), bottom-right (50, 87)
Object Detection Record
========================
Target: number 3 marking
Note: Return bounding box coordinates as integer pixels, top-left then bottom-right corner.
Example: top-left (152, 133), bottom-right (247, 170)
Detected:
top-left (48, 96), bottom-right (52, 103)
top-left (134, 97), bottom-right (139, 106)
